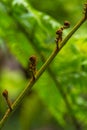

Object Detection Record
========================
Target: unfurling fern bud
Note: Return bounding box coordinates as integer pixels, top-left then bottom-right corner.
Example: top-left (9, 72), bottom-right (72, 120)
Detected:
top-left (27, 55), bottom-right (37, 80)
top-left (55, 20), bottom-right (70, 49)
top-left (64, 21), bottom-right (70, 29)
top-left (2, 89), bottom-right (12, 111)
top-left (55, 27), bottom-right (63, 47)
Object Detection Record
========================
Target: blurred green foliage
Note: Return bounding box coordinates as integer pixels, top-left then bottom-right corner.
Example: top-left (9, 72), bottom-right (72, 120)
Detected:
top-left (0, 0), bottom-right (87, 130)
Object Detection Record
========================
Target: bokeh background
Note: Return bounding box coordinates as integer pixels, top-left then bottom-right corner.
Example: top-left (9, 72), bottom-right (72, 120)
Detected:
top-left (0, 0), bottom-right (87, 130)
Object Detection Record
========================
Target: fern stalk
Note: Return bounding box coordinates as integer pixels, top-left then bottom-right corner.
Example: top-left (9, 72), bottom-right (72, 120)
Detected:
top-left (0, 9), bottom-right (87, 128)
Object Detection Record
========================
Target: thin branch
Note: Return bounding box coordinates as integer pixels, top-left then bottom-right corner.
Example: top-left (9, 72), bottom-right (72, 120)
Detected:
top-left (0, 9), bottom-right (87, 128)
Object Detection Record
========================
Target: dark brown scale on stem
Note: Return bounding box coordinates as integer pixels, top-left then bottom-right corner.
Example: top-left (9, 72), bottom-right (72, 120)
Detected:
top-left (83, 3), bottom-right (87, 18)
top-left (29, 55), bottom-right (37, 80)
top-left (55, 28), bottom-right (63, 49)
